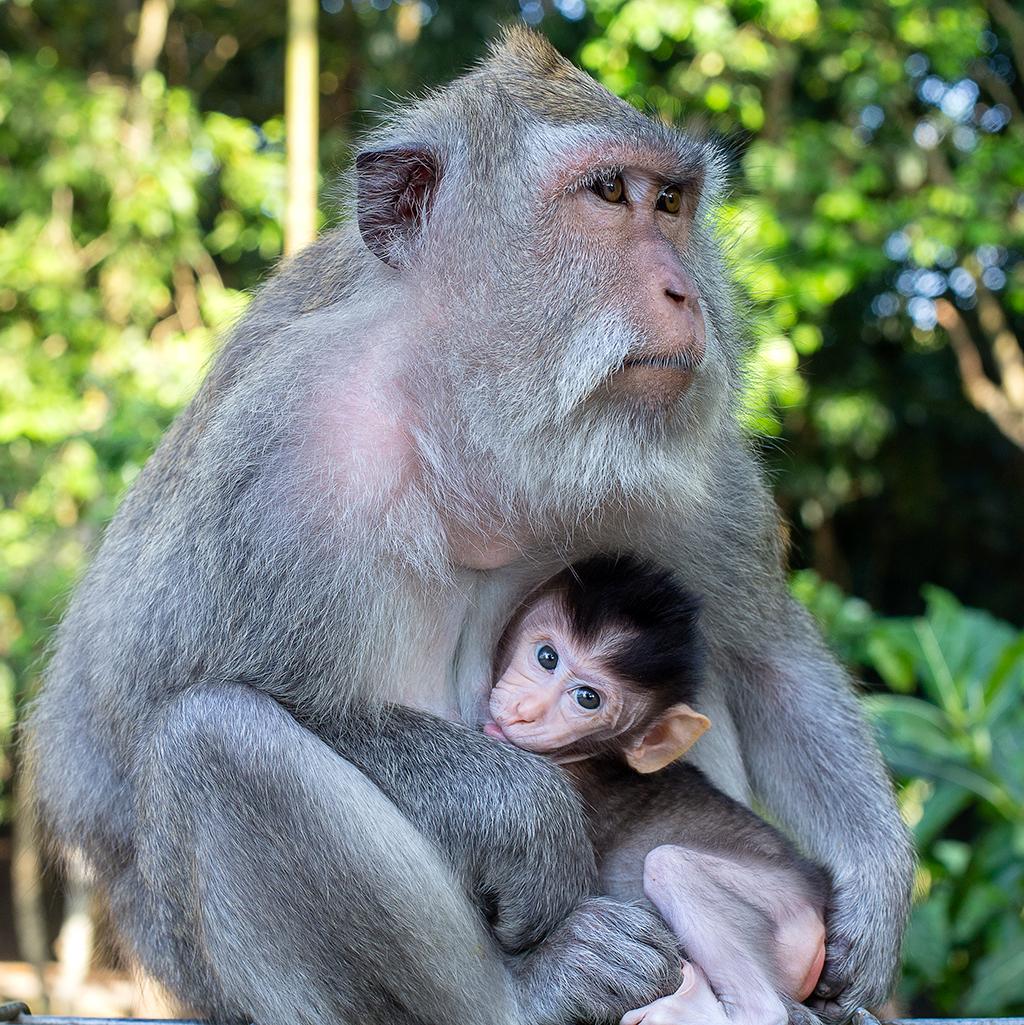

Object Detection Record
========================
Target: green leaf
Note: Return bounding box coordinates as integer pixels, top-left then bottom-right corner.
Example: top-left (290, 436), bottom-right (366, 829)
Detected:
top-left (902, 887), bottom-right (953, 979)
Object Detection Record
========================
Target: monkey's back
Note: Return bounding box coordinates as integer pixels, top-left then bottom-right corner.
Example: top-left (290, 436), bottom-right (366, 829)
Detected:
top-left (25, 225), bottom-right (377, 865)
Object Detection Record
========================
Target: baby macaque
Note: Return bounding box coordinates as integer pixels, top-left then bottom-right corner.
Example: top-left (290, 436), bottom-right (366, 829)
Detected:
top-left (485, 555), bottom-right (830, 1025)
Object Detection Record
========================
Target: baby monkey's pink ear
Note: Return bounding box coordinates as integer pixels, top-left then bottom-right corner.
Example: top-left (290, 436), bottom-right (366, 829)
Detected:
top-left (624, 704), bottom-right (711, 774)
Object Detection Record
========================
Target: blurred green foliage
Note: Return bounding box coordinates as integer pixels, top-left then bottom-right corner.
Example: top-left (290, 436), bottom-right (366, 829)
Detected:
top-left (1, 0), bottom-right (1022, 1014)
top-left (0, 47), bottom-right (284, 822)
top-left (579, 0), bottom-right (1024, 618)
top-left (796, 573), bottom-right (1024, 1015)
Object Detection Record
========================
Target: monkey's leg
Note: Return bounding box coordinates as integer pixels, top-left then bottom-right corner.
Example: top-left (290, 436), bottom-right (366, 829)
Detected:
top-left (129, 684), bottom-right (677, 1025)
top-left (128, 683), bottom-right (519, 1025)
top-left (647, 848), bottom-right (825, 1003)
top-left (642, 845), bottom-right (789, 1025)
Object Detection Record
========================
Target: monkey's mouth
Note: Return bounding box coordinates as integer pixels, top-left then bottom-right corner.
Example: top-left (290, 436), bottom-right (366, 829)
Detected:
top-left (482, 721), bottom-right (511, 743)
top-left (611, 355), bottom-right (698, 404)
top-left (484, 720), bottom-right (546, 753)
top-left (622, 353), bottom-right (697, 372)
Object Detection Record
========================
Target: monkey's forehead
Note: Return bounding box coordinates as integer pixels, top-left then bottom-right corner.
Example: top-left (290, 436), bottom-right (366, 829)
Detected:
top-left (515, 597), bottom-right (635, 656)
top-left (523, 125), bottom-right (709, 195)
top-left (480, 31), bottom-right (717, 158)
top-left (364, 28), bottom-right (722, 197)
top-left (514, 594), bottom-right (572, 636)
top-left (474, 26), bottom-right (657, 133)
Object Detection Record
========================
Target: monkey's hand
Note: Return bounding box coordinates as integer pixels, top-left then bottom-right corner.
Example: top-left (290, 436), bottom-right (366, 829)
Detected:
top-left (809, 878), bottom-right (906, 1020)
top-left (517, 897), bottom-right (683, 1025)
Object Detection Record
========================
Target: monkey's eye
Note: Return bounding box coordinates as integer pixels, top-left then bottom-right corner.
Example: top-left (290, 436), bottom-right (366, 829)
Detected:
top-left (574, 687), bottom-right (601, 710)
top-left (536, 644), bottom-right (559, 671)
top-left (656, 185), bottom-right (683, 215)
top-left (591, 175), bottom-right (626, 205)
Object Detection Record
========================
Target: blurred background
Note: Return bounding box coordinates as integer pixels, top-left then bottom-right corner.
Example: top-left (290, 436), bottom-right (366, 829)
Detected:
top-left (0, 0), bottom-right (1022, 1017)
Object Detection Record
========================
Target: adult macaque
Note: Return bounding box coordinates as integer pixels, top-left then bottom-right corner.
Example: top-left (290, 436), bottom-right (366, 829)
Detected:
top-left (27, 26), bottom-right (913, 1025)
top-left (486, 554), bottom-right (831, 1025)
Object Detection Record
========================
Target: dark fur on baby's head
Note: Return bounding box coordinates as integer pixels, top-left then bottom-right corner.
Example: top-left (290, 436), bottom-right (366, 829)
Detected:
top-left (549, 553), bottom-right (704, 715)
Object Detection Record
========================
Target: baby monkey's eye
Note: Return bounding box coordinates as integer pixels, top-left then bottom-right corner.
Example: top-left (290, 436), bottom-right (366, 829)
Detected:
top-left (656, 185), bottom-right (683, 215)
top-left (591, 175), bottom-right (626, 205)
top-left (574, 687), bottom-right (601, 710)
top-left (536, 644), bottom-right (559, 671)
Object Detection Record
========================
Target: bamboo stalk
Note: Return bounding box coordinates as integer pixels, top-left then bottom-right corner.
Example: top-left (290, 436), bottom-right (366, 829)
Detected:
top-left (284, 0), bottom-right (319, 255)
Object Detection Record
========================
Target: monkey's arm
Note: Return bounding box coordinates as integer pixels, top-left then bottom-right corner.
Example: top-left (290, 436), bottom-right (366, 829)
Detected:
top-left (690, 452), bottom-right (914, 1018)
top-left (182, 689), bottom-right (681, 1024)
top-left (320, 705), bottom-right (663, 954)
top-left (723, 603), bottom-right (913, 1016)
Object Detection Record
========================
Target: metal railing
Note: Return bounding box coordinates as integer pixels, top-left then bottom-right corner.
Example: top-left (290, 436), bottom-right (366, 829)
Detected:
top-left (2, 1005), bottom-right (1021, 1025)
top-left (855, 1015), bottom-right (1024, 1025)
top-left (0, 1010), bottom-right (199, 1025)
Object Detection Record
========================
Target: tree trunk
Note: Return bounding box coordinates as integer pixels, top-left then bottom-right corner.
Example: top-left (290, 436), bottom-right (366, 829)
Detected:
top-left (285, 0), bottom-right (319, 256)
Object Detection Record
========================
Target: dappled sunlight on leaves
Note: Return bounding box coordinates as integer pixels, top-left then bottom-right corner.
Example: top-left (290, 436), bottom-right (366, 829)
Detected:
top-left (0, 57), bottom-right (284, 786)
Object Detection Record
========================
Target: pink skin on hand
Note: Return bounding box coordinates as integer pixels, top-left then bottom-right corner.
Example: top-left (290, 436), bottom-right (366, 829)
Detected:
top-left (621, 961), bottom-right (731, 1025)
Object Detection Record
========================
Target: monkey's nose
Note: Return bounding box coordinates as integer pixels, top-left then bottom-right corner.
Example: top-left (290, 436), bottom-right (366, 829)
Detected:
top-left (658, 261), bottom-right (697, 306)
top-left (656, 264), bottom-right (706, 362)
top-left (509, 696), bottom-right (544, 724)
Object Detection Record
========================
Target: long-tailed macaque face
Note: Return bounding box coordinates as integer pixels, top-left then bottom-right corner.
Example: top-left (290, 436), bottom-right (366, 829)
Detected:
top-left (542, 158), bottom-right (709, 410)
top-left (486, 594), bottom-right (642, 755)
top-left (439, 140), bottom-right (720, 429)
top-left (352, 31), bottom-right (736, 529)
top-left (486, 559), bottom-right (711, 774)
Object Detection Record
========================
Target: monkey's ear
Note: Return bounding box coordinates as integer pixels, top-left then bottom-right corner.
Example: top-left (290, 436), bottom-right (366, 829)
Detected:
top-left (355, 147), bottom-right (442, 266)
top-left (624, 704), bottom-right (710, 775)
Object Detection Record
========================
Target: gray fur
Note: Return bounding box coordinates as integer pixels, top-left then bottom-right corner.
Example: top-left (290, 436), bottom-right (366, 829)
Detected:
top-left (26, 26), bottom-right (912, 1025)
top-left (576, 758), bottom-right (830, 1025)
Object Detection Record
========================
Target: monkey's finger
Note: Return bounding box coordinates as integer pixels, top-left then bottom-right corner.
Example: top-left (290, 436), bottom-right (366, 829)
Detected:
top-left (621, 1008), bottom-right (648, 1025)
top-left (808, 961), bottom-right (851, 1021)
top-left (786, 999), bottom-right (825, 1025)
top-left (808, 983), bottom-right (849, 1019)
top-left (808, 997), bottom-right (846, 1022)
top-left (813, 935), bottom-right (854, 1001)
top-left (813, 965), bottom-right (848, 999)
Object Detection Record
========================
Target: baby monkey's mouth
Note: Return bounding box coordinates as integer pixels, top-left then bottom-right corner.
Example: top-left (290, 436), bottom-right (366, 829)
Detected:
top-left (484, 719), bottom-right (546, 753)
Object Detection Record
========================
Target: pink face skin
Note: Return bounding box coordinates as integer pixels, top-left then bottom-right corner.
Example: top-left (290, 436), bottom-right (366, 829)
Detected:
top-left (486, 596), bottom-right (651, 758)
top-left (560, 160), bottom-right (708, 408)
